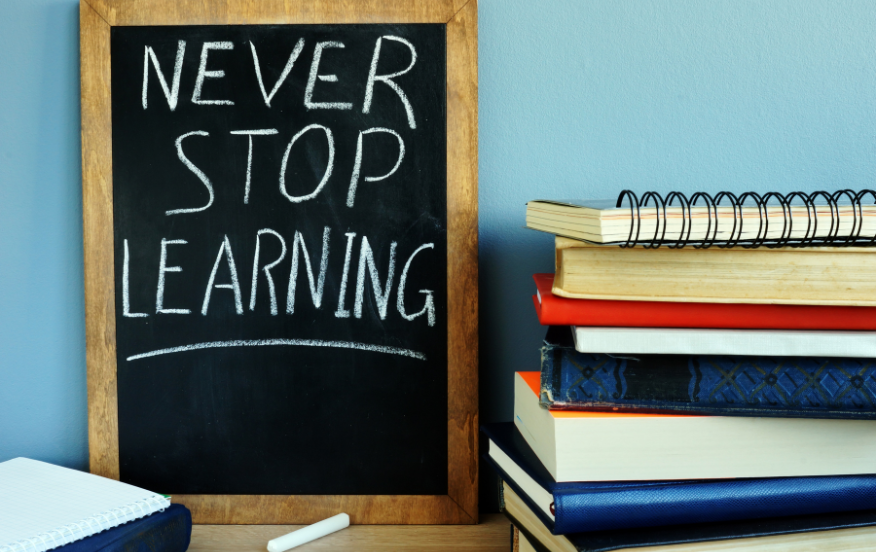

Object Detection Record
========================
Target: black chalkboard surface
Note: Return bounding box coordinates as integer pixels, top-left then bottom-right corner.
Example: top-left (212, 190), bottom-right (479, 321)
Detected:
top-left (110, 25), bottom-right (447, 496)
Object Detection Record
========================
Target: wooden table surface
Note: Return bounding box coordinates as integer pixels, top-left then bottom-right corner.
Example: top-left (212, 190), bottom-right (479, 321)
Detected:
top-left (189, 514), bottom-right (511, 552)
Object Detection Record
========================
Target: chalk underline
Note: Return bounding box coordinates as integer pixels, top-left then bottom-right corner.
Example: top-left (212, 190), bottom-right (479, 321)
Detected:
top-left (126, 339), bottom-right (427, 362)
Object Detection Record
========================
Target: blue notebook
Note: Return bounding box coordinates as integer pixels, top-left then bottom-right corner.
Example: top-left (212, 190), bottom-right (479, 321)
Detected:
top-left (483, 422), bottom-right (876, 535)
top-left (0, 458), bottom-right (185, 552)
top-left (54, 505), bottom-right (191, 552)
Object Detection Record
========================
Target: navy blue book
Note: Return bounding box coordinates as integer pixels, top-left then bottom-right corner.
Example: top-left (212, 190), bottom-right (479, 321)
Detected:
top-left (54, 505), bottom-right (191, 552)
top-left (482, 422), bottom-right (876, 535)
top-left (503, 486), bottom-right (876, 552)
top-left (540, 326), bottom-right (876, 419)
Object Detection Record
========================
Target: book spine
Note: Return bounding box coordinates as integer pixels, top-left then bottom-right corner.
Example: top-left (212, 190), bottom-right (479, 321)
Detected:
top-left (533, 273), bottom-right (876, 331)
top-left (537, 346), bottom-right (563, 407)
top-left (539, 345), bottom-right (876, 419)
top-left (552, 475), bottom-right (876, 534)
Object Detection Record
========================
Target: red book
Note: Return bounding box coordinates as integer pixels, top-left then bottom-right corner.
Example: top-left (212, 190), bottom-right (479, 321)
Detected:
top-left (532, 273), bottom-right (876, 330)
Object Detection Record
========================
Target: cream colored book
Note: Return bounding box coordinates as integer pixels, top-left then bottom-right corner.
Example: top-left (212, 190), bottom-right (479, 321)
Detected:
top-left (517, 528), bottom-right (536, 552)
top-left (513, 371), bottom-right (876, 482)
top-left (553, 236), bottom-right (876, 305)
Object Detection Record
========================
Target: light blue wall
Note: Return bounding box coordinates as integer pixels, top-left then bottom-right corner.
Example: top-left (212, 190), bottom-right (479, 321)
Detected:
top-left (0, 1), bottom-right (85, 469)
top-left (2, 0), bottom-right (876, 480)
top-left (478, 0), bottom-right (876, 422)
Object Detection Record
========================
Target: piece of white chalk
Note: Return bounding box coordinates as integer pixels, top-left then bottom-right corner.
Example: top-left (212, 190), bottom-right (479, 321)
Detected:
top-left (266, 513), bottom-right (350, 552)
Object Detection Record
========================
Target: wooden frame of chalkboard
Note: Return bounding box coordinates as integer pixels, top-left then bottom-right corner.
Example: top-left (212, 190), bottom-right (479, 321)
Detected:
top-left (80, 0), bottom-right (477, 525)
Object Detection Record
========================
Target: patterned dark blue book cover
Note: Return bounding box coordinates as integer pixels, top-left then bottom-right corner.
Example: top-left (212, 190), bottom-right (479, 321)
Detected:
top-left (541, 327), bottom-right (876, 419)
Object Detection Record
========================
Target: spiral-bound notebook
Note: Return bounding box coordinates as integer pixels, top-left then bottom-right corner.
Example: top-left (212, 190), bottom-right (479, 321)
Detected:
top-left (526, 189), bottom-right (876, 248)
top-left (0, 458), bottom-right (170, 552)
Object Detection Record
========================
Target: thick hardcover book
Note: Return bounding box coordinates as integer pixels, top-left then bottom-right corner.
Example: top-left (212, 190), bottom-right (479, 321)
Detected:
top-left (542, 329), bottom-right (876, 419)
top-left (502, 481), bottom-right (876, 552)
top-left (484, 422), bottom-right (876, 535)
top-left (515, 369), bottom-right (876, 481)
top-left (532, 273), bottom-right (876, 331)
top-left (55, 505), bottom-right (192, 552)
top-left (551, 236), bottom-right (876, 306)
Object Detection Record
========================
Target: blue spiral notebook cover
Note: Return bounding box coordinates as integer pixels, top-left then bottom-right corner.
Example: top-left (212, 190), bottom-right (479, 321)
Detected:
top-left (540, 326), bottom-right (876, 419)
top-left (55, 504), bottom-right (191, 552)
top-left (482, 422), bottom-right (876, 535)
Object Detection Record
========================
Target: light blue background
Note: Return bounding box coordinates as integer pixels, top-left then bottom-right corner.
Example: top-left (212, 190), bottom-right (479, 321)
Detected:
top-left (1, 0), bottom-right (875, 500)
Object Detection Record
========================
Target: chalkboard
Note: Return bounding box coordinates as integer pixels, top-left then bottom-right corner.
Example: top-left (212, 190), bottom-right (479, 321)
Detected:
top-left (81, 0), bottom-right (477, 525)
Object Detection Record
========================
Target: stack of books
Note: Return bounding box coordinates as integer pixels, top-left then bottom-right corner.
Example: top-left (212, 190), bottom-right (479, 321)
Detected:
top-left (486, 191), bottom-right (876, 552)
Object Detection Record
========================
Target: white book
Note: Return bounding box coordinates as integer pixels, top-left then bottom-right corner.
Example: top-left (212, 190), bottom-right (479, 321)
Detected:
top-left (0, 458), bottom-right (169, 552)
top-left (513, 371), bottom-right (876, 482)
top-left (571, 325), bottom-right (876, 357)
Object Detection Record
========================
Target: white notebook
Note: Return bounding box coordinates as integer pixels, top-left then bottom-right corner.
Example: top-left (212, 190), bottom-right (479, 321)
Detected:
top-left (571, 326), bottom-right (876, 357)
top-left (0, 458), bottom-right (169, 552)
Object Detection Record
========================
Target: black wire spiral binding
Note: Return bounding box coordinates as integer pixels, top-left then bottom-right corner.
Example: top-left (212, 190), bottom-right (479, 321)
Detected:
top-left (615, 189), bottom-right (876, 248)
